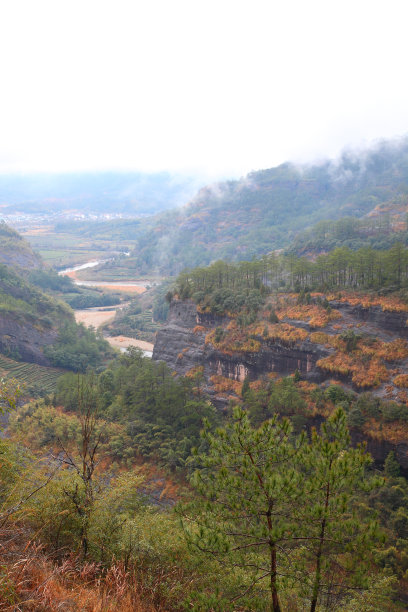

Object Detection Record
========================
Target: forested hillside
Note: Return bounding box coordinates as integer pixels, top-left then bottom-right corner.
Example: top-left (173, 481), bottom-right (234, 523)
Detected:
top-left (6, 143), bottom-right (408, 610)
top-left (99, 138), bottom-right (408, 275)
top-left (0, 224), bottom-right (114, 370)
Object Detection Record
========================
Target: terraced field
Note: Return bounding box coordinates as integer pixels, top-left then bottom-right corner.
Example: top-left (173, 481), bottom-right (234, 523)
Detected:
top-left (0, 355), bottom-right (64, 395)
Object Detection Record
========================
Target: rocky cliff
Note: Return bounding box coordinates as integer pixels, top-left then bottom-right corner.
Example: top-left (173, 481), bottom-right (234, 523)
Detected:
top-left (153, 299), bottom-right (331, 384)
top-left (153, 299), bottom-right (408, 385)
top-left (153, 297), bottom-right (408, 469)
top-left (0, 312), bottom-right (57, 365)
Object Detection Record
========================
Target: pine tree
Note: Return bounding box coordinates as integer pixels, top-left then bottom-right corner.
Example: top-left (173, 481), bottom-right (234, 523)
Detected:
top-left (180, 406), bottom-right (306, 611)
top-left (298, 408), bottom-right (384, 611)
top-left (384, 451), bottom-right (401, 478)
top-left (180, 407), bottom-right (386, 611)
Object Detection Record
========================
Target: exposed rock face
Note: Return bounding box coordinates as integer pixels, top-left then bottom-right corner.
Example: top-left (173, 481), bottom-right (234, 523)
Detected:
top-left (0, 313), bottom-right (57, 365)
top-left (152, 300), bottom-right (206, 375)
top-left (153, 299), bottom-right (330, 382)
top-left (332, 301), bottom-right (408, 337)
top-left (153, 299), bottom-right (408, 471)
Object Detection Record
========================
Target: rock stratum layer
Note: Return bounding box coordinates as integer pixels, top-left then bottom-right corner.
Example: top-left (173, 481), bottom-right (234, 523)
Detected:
top-left (153, 297), bottom-right (408, 470)
top-left (153, 299), bottom-right (408, 385)
top-left (153, 300), bottom-right (331, 383)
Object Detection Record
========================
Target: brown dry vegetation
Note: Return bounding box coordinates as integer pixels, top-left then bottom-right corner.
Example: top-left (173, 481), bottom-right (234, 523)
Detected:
top-left (0, 526), bottom-right (180, 611)
top-left (276, 303), bottom-right (342, 328)
top-left (210, 375), bottom-right (243, 396)
top-left (325, 292), bottom-right (408, 312)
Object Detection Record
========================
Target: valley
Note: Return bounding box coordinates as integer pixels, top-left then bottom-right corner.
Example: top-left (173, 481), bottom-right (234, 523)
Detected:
top-left (4, 140), bottom-right (408, 610)
top-left (58, 260), bottom-right (155, 356)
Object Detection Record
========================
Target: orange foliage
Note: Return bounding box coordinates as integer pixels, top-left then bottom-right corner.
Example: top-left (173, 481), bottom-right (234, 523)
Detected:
top-left (397, 390), bottom-right (408, 404)
top-left (205, 324), bottom-right (261, 354)
top-left (296, 380), bottom-right (318, 393)
top-left (317, 353), bottom-right (389, 388)
top-left (249, 379), bottom-right (266, 392)
top-left (0, 533), bottom-right (165, 612)
top-left (351, 358), bottom-right (389, 388)
top-left (210, 374), bottom-right (243, 395)
top-left (250, 321), bottom-right (308, 344)
top-left (193, 325), bottom-right (206, 334)
top-left (363, 418), bottom-right (408, 444)
top-left (309, 332), bottom-right (341, 348)
top-left (185, 366), bottom-right (204, 379)
top-left (326, 291), bottom-right (408, 313)
top-left (394, 374), bottom-right (408, 388)
top-left (360, 338), bottom-right (408, 361)
top-left (276, 304), bottom-right (341, 328)
top-left (310, 331), bottom-right (330, 345)
top-left (196, 304), bottom-right (211, 314)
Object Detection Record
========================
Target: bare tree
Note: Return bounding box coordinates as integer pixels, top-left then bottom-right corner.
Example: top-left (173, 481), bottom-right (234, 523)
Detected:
top-left (53, 375), bottom-right (104, 558)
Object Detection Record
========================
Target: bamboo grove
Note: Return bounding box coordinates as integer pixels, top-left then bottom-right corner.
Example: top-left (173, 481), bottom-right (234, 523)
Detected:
top-left (174, 243), bottom-right (408, 298)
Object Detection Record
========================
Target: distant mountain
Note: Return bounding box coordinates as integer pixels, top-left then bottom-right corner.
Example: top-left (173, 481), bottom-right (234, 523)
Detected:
top-left (109, 137), bottom-right (408, 275)
top-left (0, 171), bottom-right (204, 215)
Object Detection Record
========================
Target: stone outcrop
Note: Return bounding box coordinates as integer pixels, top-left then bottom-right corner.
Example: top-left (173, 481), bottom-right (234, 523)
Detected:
top-left (153, 298), bottom-right (408, 471)
top-left (0, 312), bottom-right (57, 365)
top-left (153, 299), bottom-right (331, 383)
top-left (332, 301), bottom-right (408, 337)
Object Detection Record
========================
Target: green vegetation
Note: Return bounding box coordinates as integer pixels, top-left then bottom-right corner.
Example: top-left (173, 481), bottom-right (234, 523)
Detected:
top-left (174, 243), bottom-right (408, 307)
top-left (288, 215), bottom-right (408, 255)
top-left (84, 138), bottom-right (408, 276)
top-left (64, 291), bottom-right (121, 309)
top-left (44, 322), bottom-right (114, 372)
top-left (0, 355), bottom-right (63, 395)
top-left (107, 282), bottom-right (170, 342)
top-left (0, 262), bottom-right (72, 328)
top-left (27, 268), bottom-right (78, 293)
top-left (3, 365), bottom-right (400, 610)
top-left (108, 303), bottom-right (159, 341)
top-left (0, 220), bottom-right (41, 269)
top-left (55, 349), bottom-right (217, 469)
top-left (182, 406), bottom-right (385, 611)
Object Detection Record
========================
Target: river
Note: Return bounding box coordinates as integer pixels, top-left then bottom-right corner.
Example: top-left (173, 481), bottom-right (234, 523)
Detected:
top-left (59, 257), bottom-right (148, 292)
top-left (59, 259), bottom-right (154, 357)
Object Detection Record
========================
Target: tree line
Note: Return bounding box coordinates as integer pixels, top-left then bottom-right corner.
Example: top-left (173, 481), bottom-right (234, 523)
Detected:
top-left (174, 242), bottom-right (408, 303)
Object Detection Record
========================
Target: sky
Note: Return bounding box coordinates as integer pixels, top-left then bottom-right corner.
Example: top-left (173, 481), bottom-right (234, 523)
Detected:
top-left (1, 0), bottom-right (408, 179)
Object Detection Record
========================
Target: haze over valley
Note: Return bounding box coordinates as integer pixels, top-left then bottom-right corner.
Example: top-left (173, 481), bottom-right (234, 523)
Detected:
top-left (3, 1), bottom-right (408, 609)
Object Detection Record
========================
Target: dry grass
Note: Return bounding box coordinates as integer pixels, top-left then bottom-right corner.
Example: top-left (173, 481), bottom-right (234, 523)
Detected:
top-left (317, 353), bottom-right (389, 388)
top-left (0, 527), bottom-right (178, 611)
top-left (210, 375), bottom-right (243, 396)
top-left (276, 304), bottom-right (341, 328)
top-left (326, 292), bottom-right (408, 313)
top-left (205, 324), bottom-right (261, 354)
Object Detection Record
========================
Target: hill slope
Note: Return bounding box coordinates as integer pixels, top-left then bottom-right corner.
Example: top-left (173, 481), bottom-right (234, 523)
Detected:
top-left (94, 137), bottom-right (408, 276)
top-left (0, 221), bottom-right (42, 270)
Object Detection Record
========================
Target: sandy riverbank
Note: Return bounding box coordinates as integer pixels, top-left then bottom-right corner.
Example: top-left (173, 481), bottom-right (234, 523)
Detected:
top-left (74, 309), bottom-right (117, 328)
top-left (74, 310), bottom-right (154, 355)
top-left (105, 335), bottom-right (154, 353)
